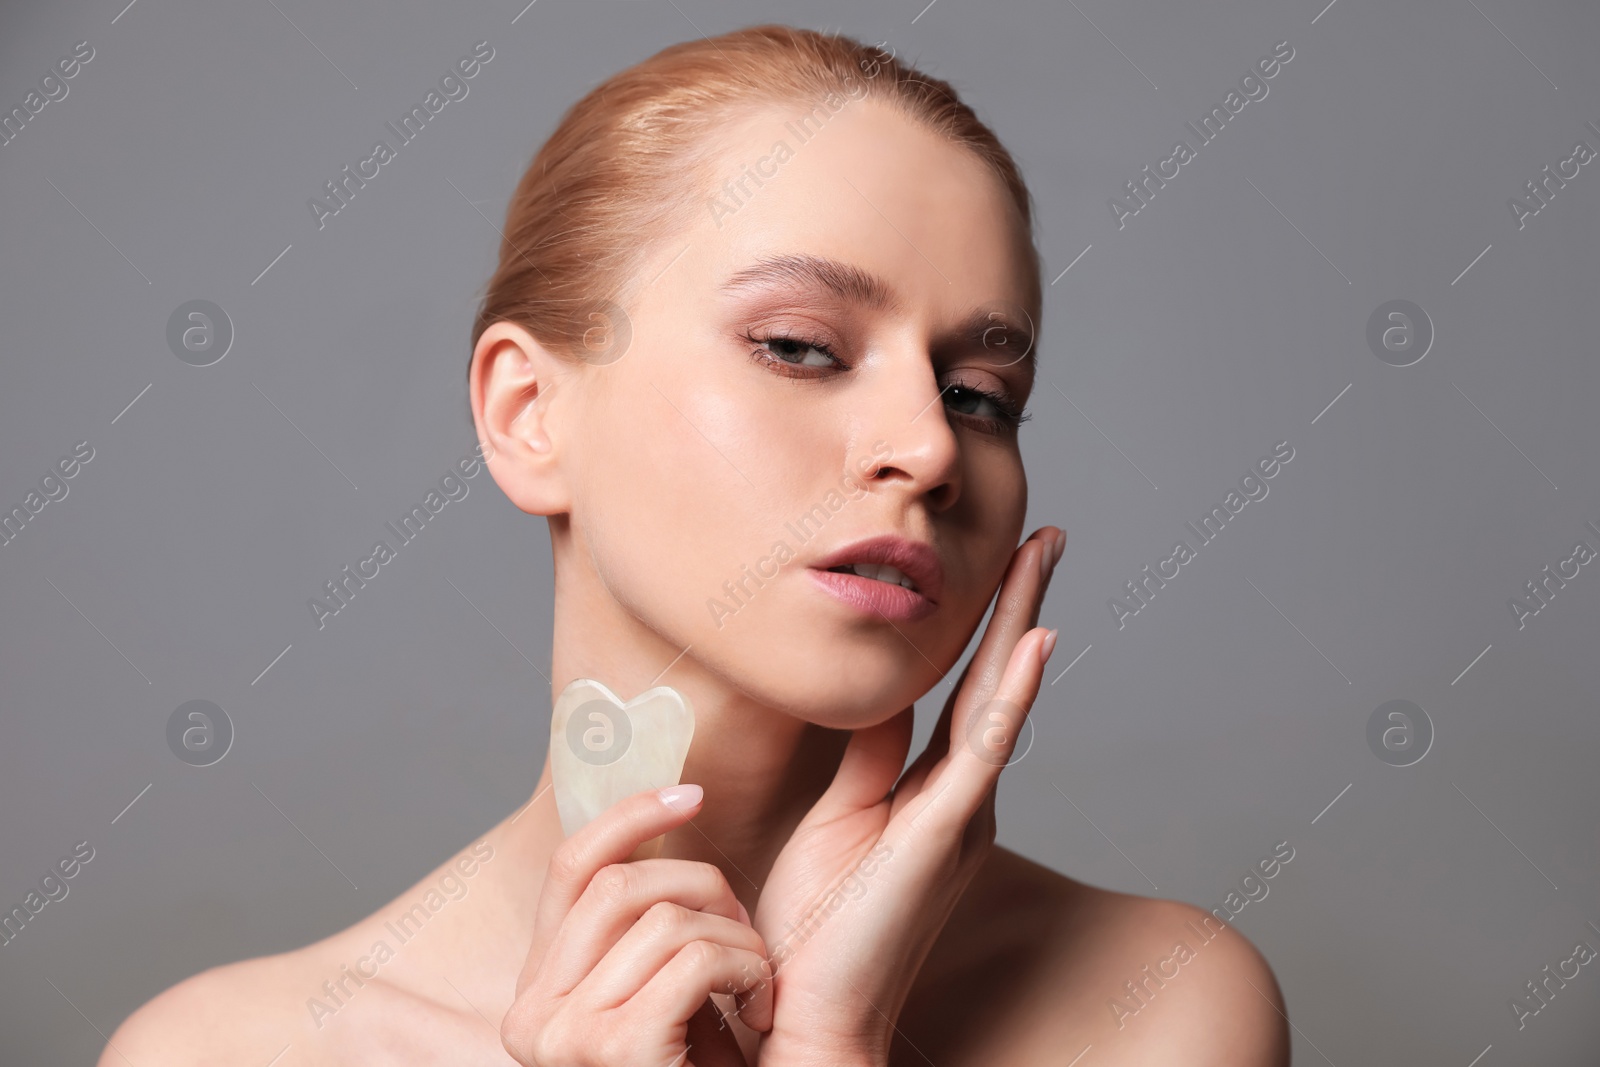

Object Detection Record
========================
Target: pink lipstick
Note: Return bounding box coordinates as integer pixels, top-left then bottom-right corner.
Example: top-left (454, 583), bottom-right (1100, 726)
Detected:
top-left (807, 535), bottom-right (942, 622)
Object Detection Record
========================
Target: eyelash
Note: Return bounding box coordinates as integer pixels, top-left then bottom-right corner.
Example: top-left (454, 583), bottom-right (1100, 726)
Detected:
top-left (743, 330), bottom-right (1033, 432)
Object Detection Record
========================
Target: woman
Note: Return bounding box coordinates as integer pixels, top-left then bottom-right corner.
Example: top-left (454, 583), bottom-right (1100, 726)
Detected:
top-left (105, 25), bottom-right (1289, 1066)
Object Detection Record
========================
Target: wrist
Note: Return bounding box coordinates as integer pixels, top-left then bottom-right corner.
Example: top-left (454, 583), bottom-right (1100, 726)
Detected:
top-left (762, 1050), bottom-right (885, 1067)
top-left (757, 1028), bottom-right (889, 1067)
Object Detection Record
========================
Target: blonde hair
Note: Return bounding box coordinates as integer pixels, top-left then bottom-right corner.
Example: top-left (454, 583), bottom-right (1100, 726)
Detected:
top-left (470, 24), bottom-right (1040, 364)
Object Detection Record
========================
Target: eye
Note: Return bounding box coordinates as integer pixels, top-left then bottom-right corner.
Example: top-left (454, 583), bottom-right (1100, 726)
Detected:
top-left (943, 383), bottom-right (1031, 433)
top-left (745, 331), bottom-right (842, 374)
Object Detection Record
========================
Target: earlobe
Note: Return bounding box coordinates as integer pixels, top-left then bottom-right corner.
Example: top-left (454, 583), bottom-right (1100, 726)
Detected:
top-left (470, 322), bottom-right (569, 515)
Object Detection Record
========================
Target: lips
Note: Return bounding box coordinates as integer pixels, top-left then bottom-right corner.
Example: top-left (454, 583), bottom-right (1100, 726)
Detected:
top-left (807, 535), bottom-right (943, 621)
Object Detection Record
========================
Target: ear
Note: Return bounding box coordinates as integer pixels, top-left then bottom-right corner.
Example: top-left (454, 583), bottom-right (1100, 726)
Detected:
top-left (470, 321), bottom-right (571, 516)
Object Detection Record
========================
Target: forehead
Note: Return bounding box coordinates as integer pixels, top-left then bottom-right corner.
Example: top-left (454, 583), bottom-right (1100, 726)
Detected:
top-left (661, 97), bottom-right (1039, 327)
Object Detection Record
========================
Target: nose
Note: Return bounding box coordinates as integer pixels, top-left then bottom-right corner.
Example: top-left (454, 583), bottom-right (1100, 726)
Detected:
top-left (853, 358), bottom-right (962, 513)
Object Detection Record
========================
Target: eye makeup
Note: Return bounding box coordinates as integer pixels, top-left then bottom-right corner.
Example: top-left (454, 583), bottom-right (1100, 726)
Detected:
top-left (739, 326), bottom-right (1032, 433)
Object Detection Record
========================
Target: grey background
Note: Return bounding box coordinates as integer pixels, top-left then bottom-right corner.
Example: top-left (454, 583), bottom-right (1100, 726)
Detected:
top-left (2, 0), bottom-right (1597, 1062)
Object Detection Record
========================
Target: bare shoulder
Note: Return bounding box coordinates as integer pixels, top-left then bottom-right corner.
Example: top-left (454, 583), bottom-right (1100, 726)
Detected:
top-left (100, 832), bottom-right (517, 1066)
top-left (99, 936), bottom-right (486, 1067)
top-left (99, 947), bottom-right (315, 1066)
top-left (899, 846), bottom-right (1290, 1067)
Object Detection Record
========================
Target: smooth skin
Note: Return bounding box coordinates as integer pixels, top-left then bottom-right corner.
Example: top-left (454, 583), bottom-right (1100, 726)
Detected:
top-left (101, 97), bottom-right (1289, 1065)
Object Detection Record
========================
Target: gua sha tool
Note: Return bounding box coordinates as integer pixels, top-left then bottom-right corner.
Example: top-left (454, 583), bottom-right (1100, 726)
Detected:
top-left (550, 678), bottom-right (696, 859)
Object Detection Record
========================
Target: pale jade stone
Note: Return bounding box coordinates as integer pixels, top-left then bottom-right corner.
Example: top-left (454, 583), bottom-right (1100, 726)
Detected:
top-left (550, 678), bottom-right (696, 840)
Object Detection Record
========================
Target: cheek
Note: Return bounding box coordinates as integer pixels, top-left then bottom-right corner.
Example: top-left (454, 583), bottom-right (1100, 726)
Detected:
top-left (577, 361), bottom-right (786, 633)
top-left (959, 452), bottom-right (1028, 597)
top-left (586, 403), bottom-right (703, 577)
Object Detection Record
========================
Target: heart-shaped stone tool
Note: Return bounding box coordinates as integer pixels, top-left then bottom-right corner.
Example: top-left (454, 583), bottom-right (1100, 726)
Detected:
top-left (550, 678), bottom-right (696, 847)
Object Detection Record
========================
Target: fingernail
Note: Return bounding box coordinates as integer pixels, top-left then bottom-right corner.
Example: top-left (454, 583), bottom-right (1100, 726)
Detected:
top-left (736, 900), bottom-right (751, 926)
top-left (1038, 539), bottom-right (1054, 580)
top-left (658, 784), bottom-right (703, 810)
top-left (1041, 628), bottom-right (1059, 663)
top-left (1053, 529), bottom-right (1066, 565)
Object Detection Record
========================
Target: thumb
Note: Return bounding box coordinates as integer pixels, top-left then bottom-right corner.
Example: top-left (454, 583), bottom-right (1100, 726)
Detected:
top-left (808, 705), bottom-right (914, 821)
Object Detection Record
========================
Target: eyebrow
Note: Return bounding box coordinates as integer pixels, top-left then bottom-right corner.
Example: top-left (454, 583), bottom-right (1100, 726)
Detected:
top-left (720, 252), bottom-right (900, 312)
top-left (720, 252), bottom-right (1037, 372)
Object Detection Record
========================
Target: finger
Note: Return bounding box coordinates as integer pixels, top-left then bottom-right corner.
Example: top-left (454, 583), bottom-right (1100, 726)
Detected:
top-left (629, 939), bottom-right (776, 1034)
top-left (962, 527), bottom-right (1060, 712)
top-left (962, 784), bottom-right (998, 857)
top-left (950, 626), bottom-right (1051, 797)
top-left (537, 858), bottom-right (746, 996)
top-left (900, 527), bottom-right (1059, 794)
top-left (580, 903), bottom-right (768, 1007)
top-left (523, 785), bottom-right (705, 990)
top-left (896, 662), bottom-right (969, 799)
top-left (808, 703), bottom-right (914, 822)
top-left (940, 528), bottom-right (1056, 771)
top-left (901, 625), bottom-right (1052, 834)
top-left (536, 785), bottom-right (703, 931)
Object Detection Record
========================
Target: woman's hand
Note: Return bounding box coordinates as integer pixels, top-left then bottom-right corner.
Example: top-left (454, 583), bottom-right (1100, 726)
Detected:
top-left (499, 784), bottom-right (775, 1067)
top-left (747, 526), bottom-right (1064, 1067)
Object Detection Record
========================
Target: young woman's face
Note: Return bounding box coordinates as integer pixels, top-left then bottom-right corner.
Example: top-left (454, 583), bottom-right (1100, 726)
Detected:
top-left (562, 97), bottom-right (1040, 728)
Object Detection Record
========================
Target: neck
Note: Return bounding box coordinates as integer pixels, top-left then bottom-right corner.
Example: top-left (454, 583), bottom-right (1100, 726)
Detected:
top-left (501, 522), bottom-right (852, 918)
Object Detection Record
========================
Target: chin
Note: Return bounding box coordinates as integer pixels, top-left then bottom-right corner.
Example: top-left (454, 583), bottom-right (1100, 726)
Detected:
top-left (717, 610), bottom-right (967, 730)
top-left (744, 674), bottom-right (922, 731)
